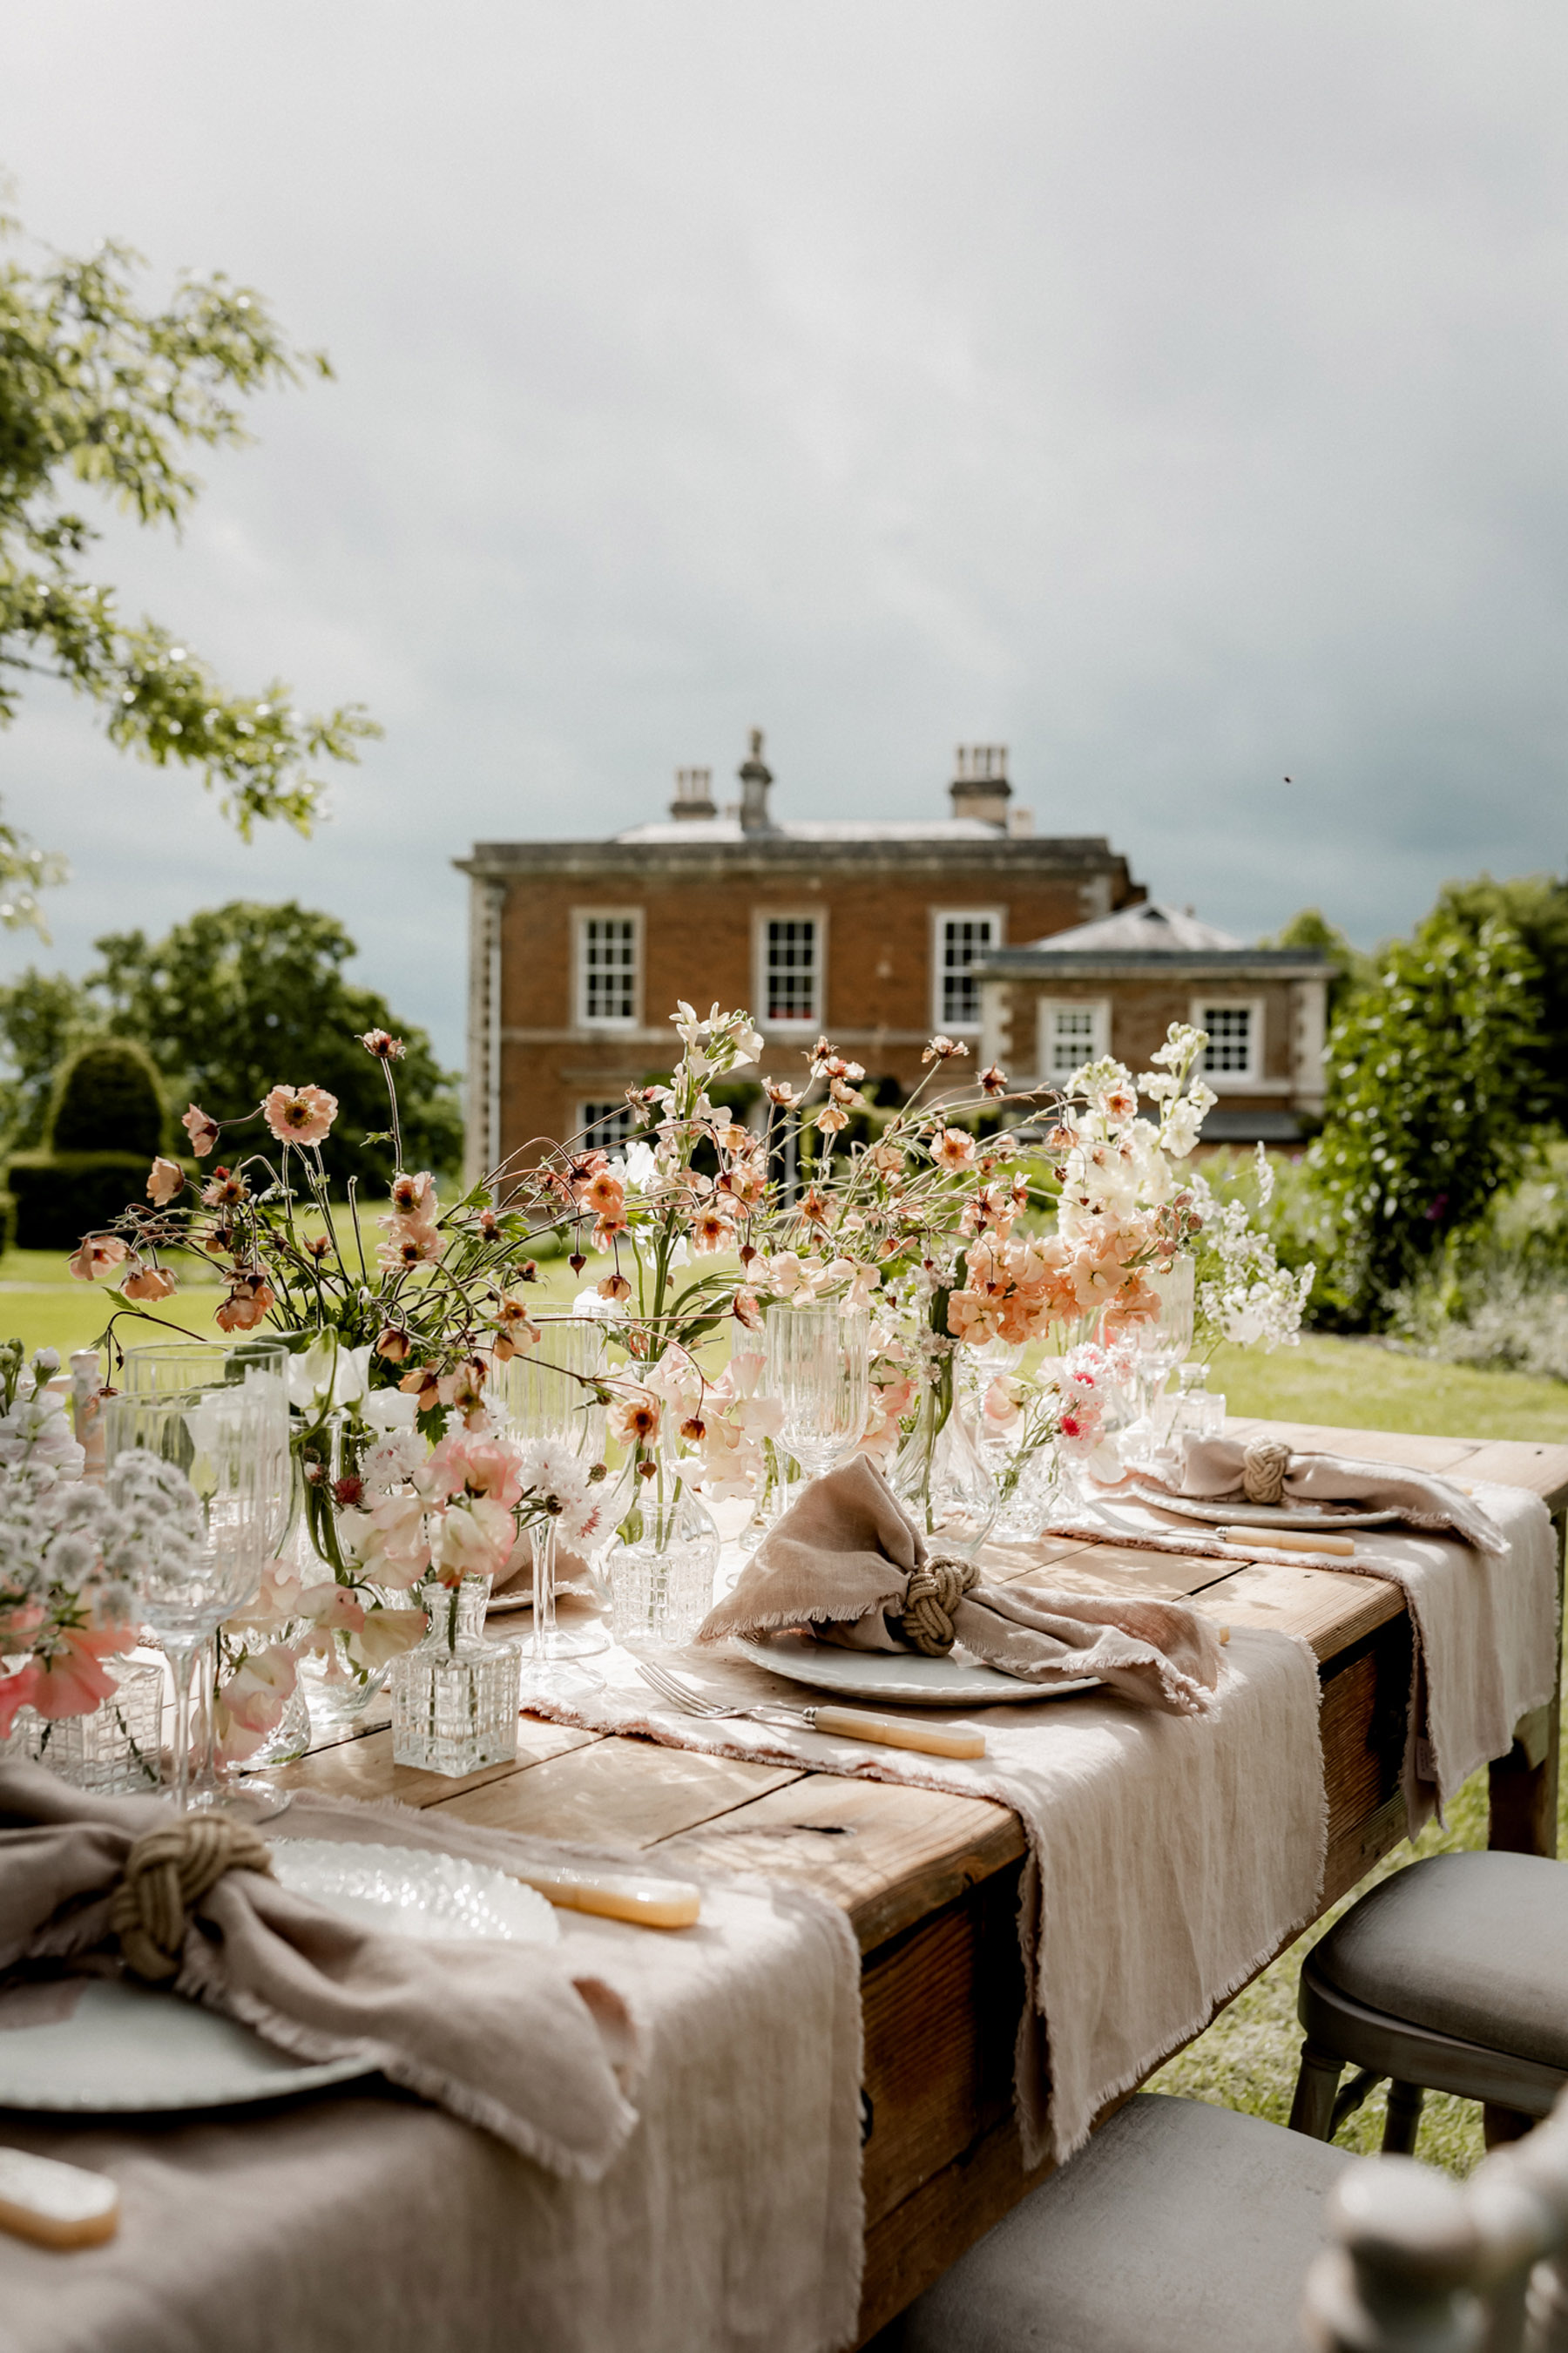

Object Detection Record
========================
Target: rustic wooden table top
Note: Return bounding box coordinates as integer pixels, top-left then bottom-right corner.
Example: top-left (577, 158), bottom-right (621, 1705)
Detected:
top-left (280, 1416), bottom-right (1568, 2343)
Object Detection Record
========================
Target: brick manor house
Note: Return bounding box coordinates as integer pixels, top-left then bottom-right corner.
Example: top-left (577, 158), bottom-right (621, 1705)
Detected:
top-left (456, 737), bottom-right (1329, 1180)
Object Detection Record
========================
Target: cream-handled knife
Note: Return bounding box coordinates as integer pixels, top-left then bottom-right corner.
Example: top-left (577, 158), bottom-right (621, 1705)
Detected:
top-left (510, 1859), bottom-right (702, 1930)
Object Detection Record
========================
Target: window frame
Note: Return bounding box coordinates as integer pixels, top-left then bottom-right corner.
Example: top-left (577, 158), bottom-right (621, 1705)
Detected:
top-left (1036, 996), bottom-right (1112, 1084)
top-left (930, 906), bottom-right (1005, 1036)
top-left (573, 907), bottom-right (643, 1032)
top-left (753, 908), bottom-right (827, 1031)
top-left (577, 1099), bottom-right (638, 1153)
top-left (1190, 995), bottom-right (1267, 1089)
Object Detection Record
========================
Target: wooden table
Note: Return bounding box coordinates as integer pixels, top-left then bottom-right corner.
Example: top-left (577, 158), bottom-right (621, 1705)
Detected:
top-left (284, 1417), bottom-right (1568, 2346)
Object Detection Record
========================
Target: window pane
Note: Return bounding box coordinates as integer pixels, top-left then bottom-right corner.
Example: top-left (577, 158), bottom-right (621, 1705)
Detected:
top-left (766, 918), bottom-right (817, 1023)
top-left (1200, 1007), bottom-right (1253, 1074)
top-left (940, 916), bottom-right (995, 1028)
top-left (579, 1100), bottom-right (635, 1151)
top-left (581, 918), bottom-right (637, 1024)
top-left (1049, 1005), bottom-right (1099, 1075)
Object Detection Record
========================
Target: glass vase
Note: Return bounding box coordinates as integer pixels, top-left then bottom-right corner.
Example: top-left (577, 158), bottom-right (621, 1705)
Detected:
top-left (294, 1409), bottom-right (404, 1730)
top-left (391, 1575), bottom-right (520, 1777)
top-left (890, 1355), bottom-right (997, 1558)
top-left (992, 1438), bottom-right (1085, 1543)
top-left (26, 1659), bottom-right (165, 1797)
top-left (605, 1453), bottom-right (720, 1648)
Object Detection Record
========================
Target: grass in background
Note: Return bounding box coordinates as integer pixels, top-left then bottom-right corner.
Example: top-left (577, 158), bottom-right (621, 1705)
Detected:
top-left (1213, 1332), bottom-right (1568, 1444)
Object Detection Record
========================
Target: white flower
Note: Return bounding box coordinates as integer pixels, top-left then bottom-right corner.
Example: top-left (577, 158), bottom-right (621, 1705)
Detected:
top-left (362, 1429), bottom-right (428, 1496)
top-left (288, 1335), bottom-right (371, 1413)
top-left (362, 1388), bottom-right (419, 1432)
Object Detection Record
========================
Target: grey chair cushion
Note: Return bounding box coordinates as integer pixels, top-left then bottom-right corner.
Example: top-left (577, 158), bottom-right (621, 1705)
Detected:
top-left (1311, 1853), bottom-right (1568, 2070)
top-left (868, 2094), bottom-right (1352, 2353)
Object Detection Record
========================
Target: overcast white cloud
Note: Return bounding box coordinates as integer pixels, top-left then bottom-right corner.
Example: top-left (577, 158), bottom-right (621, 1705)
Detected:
top-left (2, 0), bottom-right (1565, 1065)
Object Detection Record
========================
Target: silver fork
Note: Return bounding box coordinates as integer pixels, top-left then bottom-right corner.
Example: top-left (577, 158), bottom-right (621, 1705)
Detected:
top-left (632, 1658), bottom-right (984, 1758)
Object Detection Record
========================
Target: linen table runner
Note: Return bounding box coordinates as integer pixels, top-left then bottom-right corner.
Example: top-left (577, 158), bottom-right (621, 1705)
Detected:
top-left (1085, 1471), bottom-right (1558, 1827)
top-left (0, 1785), bottom-right (866, 2353)
top-left (530, 1612), bottom-right (1326, 2167)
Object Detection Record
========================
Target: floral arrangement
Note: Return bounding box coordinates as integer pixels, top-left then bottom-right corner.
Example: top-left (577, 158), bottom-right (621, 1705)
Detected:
top-left (48, 996), bottom-right (1308, 1756)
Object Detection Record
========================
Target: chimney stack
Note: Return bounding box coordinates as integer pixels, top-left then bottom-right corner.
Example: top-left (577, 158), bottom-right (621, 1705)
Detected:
top-left (669, 766), bottom-right (716, 821)
top-left (949, 744), bottom-right (1011, 828)
top-left (737, 728), bottom-right (774, 833)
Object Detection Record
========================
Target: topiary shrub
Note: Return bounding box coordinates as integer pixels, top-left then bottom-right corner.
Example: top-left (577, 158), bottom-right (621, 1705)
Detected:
top-left (6, 1153), bottom-right (159, 1253)
top-left (47, 1039), bottom-right (167, 1158)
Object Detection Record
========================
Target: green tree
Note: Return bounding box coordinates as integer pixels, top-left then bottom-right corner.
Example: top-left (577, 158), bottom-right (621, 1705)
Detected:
top-left (0, 966), bottom-right (96, 1150)
top-left (1305, 912), bottom-right (1543, 1324)
top-left (86, 901), bottom-right (462, 1191)
top-left (1260, 908), bottom-right (1375, 1020)
top-left (0, 193), bottom-right (378, 869)
top-left (1436, 872), bottom-right (1568, 1130)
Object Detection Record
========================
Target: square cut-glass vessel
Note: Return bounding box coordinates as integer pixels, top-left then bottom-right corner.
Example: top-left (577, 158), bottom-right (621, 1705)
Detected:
top-left (26, 1659), bottom-right (166, 1795)
top-left (392, 1578), bottom-right (520, 1778)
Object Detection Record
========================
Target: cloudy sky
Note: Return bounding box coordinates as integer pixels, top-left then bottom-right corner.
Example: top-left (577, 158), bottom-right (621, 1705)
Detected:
top-left (3, 2), bottom-right (1565, 1067)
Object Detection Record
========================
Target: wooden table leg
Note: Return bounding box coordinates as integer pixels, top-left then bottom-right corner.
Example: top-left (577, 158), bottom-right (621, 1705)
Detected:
top-left (1489, 1513), bottom-right (1564, 1861)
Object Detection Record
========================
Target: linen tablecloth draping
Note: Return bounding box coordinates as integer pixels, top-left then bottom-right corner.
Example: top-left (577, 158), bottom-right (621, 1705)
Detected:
top-left (528, 1614), bottom-right (1327, 2167)
top-left (0, 1791), bottom-right (866, 2353)
top-left (1076, 1474), bottom-right (1559, 1826)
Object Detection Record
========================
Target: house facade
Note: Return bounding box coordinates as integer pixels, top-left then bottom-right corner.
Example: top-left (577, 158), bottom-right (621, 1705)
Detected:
top-left (455, 737), bottom-right (1146, 1178)
top-left (976, 902), bottom-right (1330, 1143)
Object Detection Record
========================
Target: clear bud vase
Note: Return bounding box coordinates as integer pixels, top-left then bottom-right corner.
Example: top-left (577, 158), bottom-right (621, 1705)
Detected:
top-left (992, 1437), bottom-right (1085, 1543)
top-left (891, 1360), bottom-right (997, 1558)
top-left (605, 1450), bottom-right (720, 1648)
top-left (391, 1575), bottom-right (520, 1777)
top-left (26, 1659), bottom-right (166, 1796)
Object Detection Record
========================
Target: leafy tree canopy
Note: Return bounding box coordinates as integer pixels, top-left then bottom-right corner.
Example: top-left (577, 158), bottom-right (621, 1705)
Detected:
top-left (1434, 871), bottom-right (1568, 1131)
top-left (1304, 910), bottom-right (1543, 1325)
top-left (0, 902), bottom-right (461, 1191)
top-left (1260, 907), bottom-right (1376, 1018)
top-left (0, 192), bottom-right (378, 886)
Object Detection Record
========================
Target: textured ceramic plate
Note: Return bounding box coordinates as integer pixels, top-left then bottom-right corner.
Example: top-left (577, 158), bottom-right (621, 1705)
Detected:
top-left (0, 1978), bottom-right (373, 2114)
top-left (1135, 1493), bottom-right (1402, 1531)
top-left (0, 1842), bottom-right (559, 2116)
top-left (270, 1839), bottom-right (559, 1946)
top-left (733, 1631), bottom-right (1096, 1707)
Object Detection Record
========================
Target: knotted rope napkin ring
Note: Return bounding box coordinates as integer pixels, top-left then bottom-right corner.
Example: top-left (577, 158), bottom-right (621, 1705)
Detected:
top-left (110, 1814), bottom-right (274, 1983)
top-left (1241, 1435), bottom-right (1292, 1507)
top-left (897, 1558), bottom-right (979, 1657)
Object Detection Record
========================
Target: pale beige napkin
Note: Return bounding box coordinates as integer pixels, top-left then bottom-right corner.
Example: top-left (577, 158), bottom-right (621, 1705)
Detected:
top-left (700, 1455), bottom-right (1222, 1714)
top-left (1138, 1432), bottom-right (1507, 1553)
top-left (0, 1788), bottom-right (865, 2353)
top-left (0, 1763), bottom-right (637, 2181)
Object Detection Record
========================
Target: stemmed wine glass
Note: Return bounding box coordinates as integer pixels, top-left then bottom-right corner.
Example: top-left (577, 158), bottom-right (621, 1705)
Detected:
top-left (492, 1318), bottom-right (607, 1700)
top-left (117, 1340), bottom-right (294, 1806)
top-left (101, 1378), bottom-right (277, 1815)
top-left (763, 1302), bottom-right (870, 1504)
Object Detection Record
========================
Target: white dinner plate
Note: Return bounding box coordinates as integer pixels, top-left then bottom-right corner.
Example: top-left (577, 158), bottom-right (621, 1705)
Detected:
top-left (1132, 1492), bottom-right (1402, 1532)
top-left (733, 1630), bottom-right (1097, 1707)
top-left (0, 1840), bottom-right (557, 2115)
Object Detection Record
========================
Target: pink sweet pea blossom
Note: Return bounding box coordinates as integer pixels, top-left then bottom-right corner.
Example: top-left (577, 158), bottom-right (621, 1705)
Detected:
top-left (261, 1085), bottom-right (339, 1146)
top-left (0, 1661), bottom-right (41, 1737)
top-left (213, 1645), bottom-right (298, 1765)
top-left (425, 1430), bottom-right (526, 1509)
top-left (30, 1630), bottom-right (122, 1721)
top-left (436, 1496), bottom-right (517, 1585)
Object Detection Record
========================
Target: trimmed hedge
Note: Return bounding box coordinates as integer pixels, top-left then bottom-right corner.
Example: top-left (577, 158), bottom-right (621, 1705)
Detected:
top-left (8, 1153), bottom-right (161, 1253)
top-left (48, 1039), bottom-right (166, 1158)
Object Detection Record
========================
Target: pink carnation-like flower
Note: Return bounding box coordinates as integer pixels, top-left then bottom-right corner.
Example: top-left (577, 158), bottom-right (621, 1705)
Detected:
top-left (261, 1084), bottom-right (339, 1146)
top-left (182, 1103), bottom-right (221, 1157)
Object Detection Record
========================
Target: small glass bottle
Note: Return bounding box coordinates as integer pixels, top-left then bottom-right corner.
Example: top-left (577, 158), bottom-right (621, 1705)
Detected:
top-left (391, 1575), bottom-right (520, 1777)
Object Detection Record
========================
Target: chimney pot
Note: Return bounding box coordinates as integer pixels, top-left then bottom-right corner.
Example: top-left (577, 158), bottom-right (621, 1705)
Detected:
top-left (669, 765), bottom-right (716, 821)
top-left (950, 743), bottom-right (1012, 827)
top-left (737, 727), bottom-right (774, 833)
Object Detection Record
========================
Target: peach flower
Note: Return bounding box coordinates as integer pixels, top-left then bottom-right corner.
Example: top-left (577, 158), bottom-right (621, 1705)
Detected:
top-left (261, 1085), bottom-right (339, 1146)
top-left (146, 1156), bottom-right (184, 1207)
top-left (123, 1264), bottom-right (178, 1303)
top-left (930, 1127), bottom-right (977, 1171)
top-left (390, 1170), bottom-right (437, 1220)
top-left (182, 1103), bottom-right (221, 1157)
top-left (67, 1235), bottom-right (129, 1283)
top-left (30, 1630), bottom-right (122, 1721)
top-left (216, 1271), bottom-right (275, 1332)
